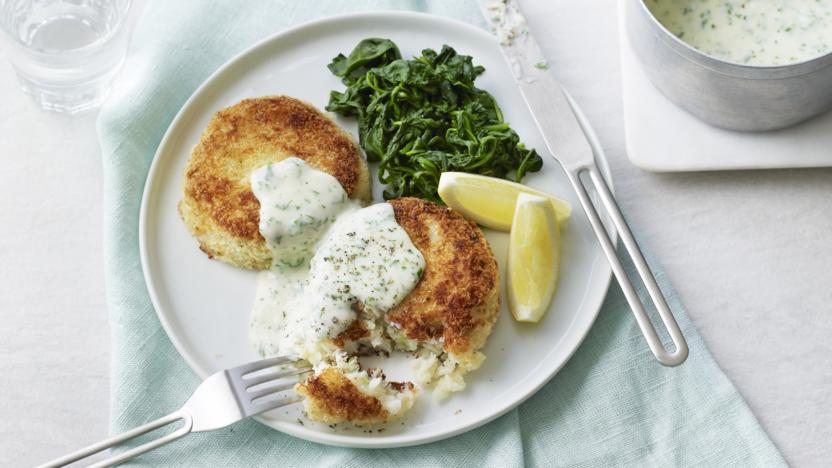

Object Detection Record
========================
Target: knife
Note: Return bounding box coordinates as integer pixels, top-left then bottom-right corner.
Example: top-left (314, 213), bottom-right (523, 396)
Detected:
top-left (479, 0), bottom-right (688, 366)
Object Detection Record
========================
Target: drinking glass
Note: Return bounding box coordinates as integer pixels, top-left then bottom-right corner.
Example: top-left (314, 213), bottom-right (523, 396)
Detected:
top-left (0, 0), bottom-right (133, 114)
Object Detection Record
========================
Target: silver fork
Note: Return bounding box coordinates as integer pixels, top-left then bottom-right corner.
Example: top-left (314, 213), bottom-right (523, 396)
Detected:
top-left (39, 357), bottom-right (311, 468)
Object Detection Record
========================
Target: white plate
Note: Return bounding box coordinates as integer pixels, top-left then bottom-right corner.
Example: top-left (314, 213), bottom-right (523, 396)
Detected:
top-left (140, 11), bottom-right (612, 448)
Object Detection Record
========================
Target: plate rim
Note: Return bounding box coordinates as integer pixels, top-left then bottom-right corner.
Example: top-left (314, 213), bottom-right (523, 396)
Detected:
top-left (139, 10), bottom-right (614, 449)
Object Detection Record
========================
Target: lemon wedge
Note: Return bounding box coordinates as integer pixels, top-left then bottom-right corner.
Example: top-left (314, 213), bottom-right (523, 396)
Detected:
top-left (507, 193), bottom-right (561, 323)
top-left (437, 172), bottom-right (571, 232)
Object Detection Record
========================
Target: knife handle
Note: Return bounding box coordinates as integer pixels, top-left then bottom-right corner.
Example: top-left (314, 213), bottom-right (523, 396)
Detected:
top-left (566, 164), bottom-right (689, 366)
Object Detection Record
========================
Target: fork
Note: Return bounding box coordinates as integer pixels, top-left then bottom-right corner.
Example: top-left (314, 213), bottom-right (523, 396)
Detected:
top-left (39, 357), bottom-right (311, 468)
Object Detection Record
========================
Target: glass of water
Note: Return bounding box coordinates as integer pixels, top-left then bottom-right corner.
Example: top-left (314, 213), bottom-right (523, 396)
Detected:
top-left (0, 0), bottom-right (133, 114)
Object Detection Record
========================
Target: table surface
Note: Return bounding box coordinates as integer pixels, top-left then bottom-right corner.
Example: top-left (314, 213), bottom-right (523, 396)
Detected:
top-left (1, 1), bottom-right (830, 466)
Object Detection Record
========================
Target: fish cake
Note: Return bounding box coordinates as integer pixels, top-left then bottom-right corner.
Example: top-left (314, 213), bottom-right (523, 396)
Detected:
top-left (296, 198), bottom-right (500, 424)
top-left (295, 354), bottom-right (416, 426)
top-left (179, 96), bottom-right (371, 270)
top-left (388, 197), bottom-right (500, 398)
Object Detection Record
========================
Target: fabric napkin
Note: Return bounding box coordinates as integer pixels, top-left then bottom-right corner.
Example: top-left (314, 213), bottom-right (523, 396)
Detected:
top-left (98, 0), bottom-right (786, 466)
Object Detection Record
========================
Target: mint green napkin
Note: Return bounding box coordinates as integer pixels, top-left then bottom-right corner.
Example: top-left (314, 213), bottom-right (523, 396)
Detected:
top-left (98, 0), bottom-right (785, 466)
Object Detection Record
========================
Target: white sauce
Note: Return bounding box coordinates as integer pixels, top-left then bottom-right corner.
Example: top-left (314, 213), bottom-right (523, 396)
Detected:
top-left (646, 0), bottom-right (832, 65)
top-left (249, 158), bottom-right (424, 362)
top-left (307, 203), bottom-right (425, 324)
top-left (486, 0), bottom-right (528, 46)
top-left (484, 1), bottom-right (549, 84)
top-left (250, 157), bottom-right (349, 267)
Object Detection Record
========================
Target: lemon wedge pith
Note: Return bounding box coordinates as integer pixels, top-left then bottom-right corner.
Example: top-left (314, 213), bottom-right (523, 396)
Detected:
top-left (507, 193), bottom-right (561, 323)
top-left (437, 172), bottom-right (571, 232)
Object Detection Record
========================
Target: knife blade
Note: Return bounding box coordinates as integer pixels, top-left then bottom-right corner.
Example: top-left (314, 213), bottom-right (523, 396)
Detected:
top-left (478, 0), bottom-right (594, 171)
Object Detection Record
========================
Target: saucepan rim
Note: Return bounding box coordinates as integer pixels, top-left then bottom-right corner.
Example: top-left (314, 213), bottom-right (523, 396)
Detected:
top-left (634, 0), bottom-right (832, 79)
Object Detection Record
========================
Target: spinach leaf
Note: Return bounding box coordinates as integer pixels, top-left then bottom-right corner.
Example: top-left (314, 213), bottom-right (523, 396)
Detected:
top-left (327, 38), bottom-right (543, 203)
top-left (328, 38), bottom-right (402, 84)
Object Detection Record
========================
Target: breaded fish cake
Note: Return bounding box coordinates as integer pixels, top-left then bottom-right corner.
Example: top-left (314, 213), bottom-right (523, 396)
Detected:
top-left (295, 354), bottom-right (416, 426)
top-left (295, 198), bottom-right (499, 422)
top-left (388, 197), bottom-right (500, 365)
top-left (179, 96), bottom-right (371, 270)
top-left (319, 197), bottom-right (499, 372)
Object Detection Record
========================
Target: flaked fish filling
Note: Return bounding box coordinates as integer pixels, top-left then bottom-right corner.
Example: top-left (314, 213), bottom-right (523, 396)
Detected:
top-left (308, 352), bottom-right (417, 418)
top-left (308, 310), bottom-right (484, 401)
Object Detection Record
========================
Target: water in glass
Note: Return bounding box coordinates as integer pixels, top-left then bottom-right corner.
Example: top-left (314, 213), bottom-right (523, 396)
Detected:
top-left (0, 0), bottom-right (133, 113)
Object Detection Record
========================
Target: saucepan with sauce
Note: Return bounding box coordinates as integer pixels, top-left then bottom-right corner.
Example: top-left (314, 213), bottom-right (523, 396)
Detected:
top-left (626, 0), bottom-right (832, 131)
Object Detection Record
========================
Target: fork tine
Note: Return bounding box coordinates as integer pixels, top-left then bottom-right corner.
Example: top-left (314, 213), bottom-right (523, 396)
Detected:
top-left (245, 366), bottom-right (312, 388)
top-left (247, 395), bottom-right (304, 416)
top-left (247, 380), bottom-right (299, 401)
top-left (233, 356), bottom-right (295, 377)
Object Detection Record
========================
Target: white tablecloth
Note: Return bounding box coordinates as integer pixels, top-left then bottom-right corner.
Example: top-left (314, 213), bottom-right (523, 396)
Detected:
top-left (0, 1), bottom-right (830, 466)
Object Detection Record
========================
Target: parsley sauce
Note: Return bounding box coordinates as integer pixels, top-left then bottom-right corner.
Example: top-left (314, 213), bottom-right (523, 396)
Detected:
top-left (249, 158), bottom-right (424, 362)
top-left (646, 0), bottom-right (832, 65)
top-left (250, 157), bottom-right (349, 267)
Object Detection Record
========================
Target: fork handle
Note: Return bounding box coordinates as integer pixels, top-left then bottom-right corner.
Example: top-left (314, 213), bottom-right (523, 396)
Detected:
top-left (566, 163), bottom-right (689, 366)
top-left (38, 410), bottom-right (193, 468)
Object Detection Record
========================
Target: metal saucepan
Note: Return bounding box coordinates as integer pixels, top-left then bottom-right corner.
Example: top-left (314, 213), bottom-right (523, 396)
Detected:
top-left (625, 0), bottom-right (832, 132)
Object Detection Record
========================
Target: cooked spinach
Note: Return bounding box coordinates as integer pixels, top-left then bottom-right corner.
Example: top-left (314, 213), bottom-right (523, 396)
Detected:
top-left (326, 38), bottom-right (543, 202)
